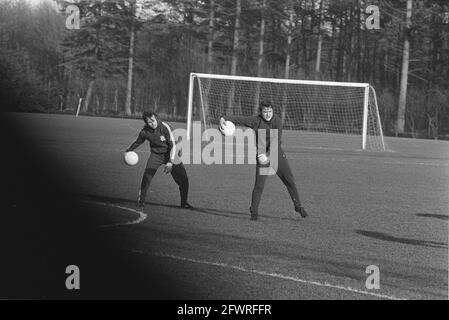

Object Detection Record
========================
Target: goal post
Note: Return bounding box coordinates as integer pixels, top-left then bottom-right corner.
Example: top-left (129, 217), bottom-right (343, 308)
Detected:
top-left (187, 72), bottom-right (386, 152)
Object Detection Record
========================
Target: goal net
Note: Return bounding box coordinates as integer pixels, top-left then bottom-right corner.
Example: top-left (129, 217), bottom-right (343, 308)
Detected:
top-left (187, 73), bottom-right (386, 151)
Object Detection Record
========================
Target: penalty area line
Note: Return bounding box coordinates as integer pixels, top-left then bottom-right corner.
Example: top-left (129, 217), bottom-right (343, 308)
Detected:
top-left (129, 249), bottom-right (407, 300)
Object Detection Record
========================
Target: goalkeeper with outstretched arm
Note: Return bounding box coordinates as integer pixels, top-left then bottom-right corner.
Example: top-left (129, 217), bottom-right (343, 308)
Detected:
top-left (126, 110), bottom-right (193, 209)
top-left (220, 100), bottom-right (308, 221)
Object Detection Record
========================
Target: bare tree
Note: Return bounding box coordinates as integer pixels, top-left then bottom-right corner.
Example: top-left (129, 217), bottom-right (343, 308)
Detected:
top-left (254, 0), bottom-right (267, 113)
top-left (227, 0), bottom-right (242, 114)
top-left (125, 0), bottom-right (136, 116)
top-left (315, 0), bottom-right (324, 78)
top-left (281, 0), bottom-right (295, 123)
top-left (207, 0), bottom-right (215, 74)
top-left (396, 0), bottom-right (413, 135)
top-left (230, 0), bottom-right (241, 76)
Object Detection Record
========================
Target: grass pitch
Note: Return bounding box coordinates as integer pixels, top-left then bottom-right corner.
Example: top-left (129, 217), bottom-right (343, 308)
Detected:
top-left (2, 112), bottom-right (447, 299)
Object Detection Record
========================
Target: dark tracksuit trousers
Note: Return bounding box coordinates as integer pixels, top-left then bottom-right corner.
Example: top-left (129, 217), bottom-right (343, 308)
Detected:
top-left (251, 148), bottom-right (301, 215)
top-left (139, 152), bottom-right (189, 205)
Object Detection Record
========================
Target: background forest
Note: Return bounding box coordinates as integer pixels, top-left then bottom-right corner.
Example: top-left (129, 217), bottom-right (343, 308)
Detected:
top-left (0, 0), bottom-right (448, 138)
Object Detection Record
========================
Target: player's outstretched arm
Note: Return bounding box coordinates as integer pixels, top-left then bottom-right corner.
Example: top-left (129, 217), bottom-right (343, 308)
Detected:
top-left (220, 115), bottom-right (258, 130)
top-left (126, 131), bottom-right (145, 152)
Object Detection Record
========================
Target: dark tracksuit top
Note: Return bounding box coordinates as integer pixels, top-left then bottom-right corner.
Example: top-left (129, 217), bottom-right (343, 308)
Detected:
top-left (223, 114), bottom-right (283, 156)
top-left (126, 120), bottom-right (189, 205)
top-left (222, 114), bottom-right (301, 214)
top-left (126, 120), bottom-right (176, 163)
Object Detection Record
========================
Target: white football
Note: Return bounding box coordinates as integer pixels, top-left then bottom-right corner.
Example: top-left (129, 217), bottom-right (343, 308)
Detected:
top-left (257, 153), bottom-right (269, 165)
top-left (124, 151), bottom-right (139, 166)
top-left (220, 121), bottom-right (236, 136)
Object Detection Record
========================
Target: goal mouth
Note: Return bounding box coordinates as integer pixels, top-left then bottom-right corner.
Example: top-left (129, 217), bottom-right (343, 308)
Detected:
top-left (187, 73), bottom-right (386, 152)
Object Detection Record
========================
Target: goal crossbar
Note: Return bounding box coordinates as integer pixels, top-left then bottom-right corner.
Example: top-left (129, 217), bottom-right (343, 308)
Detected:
top-left (191, 73), bottom-right (370, 88)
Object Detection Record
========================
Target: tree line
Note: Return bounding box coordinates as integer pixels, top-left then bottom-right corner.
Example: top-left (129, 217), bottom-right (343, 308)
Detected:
top-left (0, 0), bottom-right (448, 138)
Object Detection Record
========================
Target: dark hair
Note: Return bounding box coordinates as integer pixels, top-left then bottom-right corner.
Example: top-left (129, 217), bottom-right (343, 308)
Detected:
top-left (142, 110), bottom-right (157, 123)
top-left (259, 99), bottom-right (273, 110)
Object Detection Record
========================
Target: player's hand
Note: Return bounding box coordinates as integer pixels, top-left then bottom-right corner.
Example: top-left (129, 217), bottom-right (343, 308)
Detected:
top-left (219, 117), bottom-right (226, 131)
top-left (257, 153), bottom-right (270, 165)
top-left (164, 162), bottom-right (173, 174)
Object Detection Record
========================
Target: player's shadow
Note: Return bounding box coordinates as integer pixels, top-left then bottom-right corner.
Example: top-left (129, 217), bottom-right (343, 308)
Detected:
top-left (416, 213), bottom-right (449, 221)
top-left (356, 230), bottom-right (448, 249)
top-left (76, 193), bottom-right (301, 222)
top-left (147, 202), bottom-right (251, 220)
top-left (77, 193), bottom-right (249, 218)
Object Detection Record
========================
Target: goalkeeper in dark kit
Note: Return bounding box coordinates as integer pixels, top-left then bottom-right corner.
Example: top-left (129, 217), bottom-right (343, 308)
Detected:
top-left (126, 111), bottom-right (193, 209)
top-left (220, 100), bottom-right (308, 221)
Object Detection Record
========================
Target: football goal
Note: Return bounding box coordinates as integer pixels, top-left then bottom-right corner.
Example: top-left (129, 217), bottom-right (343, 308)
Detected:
top-left (187, 73), bottom-right (386, 151)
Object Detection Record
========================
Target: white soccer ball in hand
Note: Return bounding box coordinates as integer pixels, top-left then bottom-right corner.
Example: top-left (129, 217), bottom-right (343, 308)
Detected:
top-left (124, 151), bottom-right (139, 166)
top-left (257, 153), bottom-right (269, 165)
top-left (220, 120), bottom-right (236, 136)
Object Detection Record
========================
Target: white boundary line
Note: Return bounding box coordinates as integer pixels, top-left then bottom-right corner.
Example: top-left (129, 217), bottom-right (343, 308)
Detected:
top-left (84, 200), bottom-right (410, 300)
top-left (130, 249), bottom-right (407, 300)
top-left (82, 200), bottom-right (148, 228)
